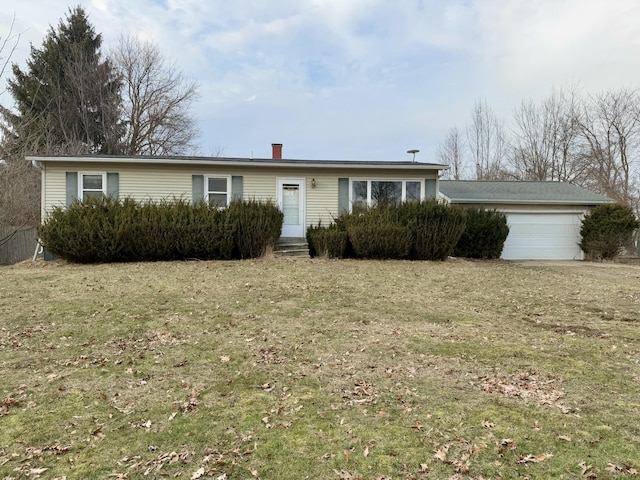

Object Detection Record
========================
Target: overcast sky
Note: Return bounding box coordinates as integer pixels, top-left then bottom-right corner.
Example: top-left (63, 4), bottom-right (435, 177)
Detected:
top-left (2, 1), bottom-right (640, 161)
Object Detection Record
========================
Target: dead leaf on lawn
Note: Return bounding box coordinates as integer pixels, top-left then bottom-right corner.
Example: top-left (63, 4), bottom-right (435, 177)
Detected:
top-left (191, 467), bottom-right (205, 479)
top-left (518, 453), bottom-right (553, 463)
top-left (579, 462), bottom-right (597, 478)
top-left (606, 463), bottom-right (639, 475)
top-left (434, 444), bottom-right (449, 463)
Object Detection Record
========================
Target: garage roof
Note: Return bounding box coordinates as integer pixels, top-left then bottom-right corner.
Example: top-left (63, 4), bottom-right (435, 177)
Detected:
top-left (439, 180), bottom-right (613, 205)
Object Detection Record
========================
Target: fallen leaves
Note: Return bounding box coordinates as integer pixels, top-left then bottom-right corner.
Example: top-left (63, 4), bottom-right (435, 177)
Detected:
top-left (343, 380), bottom-right (377, 407)
top-left (0, 443), bottom-right (71, 478)
top-left (479, 370), bottom-right (569, 412)
top-left (0, 395), bottom-right (22, 416)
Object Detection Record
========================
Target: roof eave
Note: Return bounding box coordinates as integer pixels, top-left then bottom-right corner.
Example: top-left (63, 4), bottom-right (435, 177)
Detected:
top-left (444, 198), bottom-right (613, 205)
top-left (26, 155), bottom-right (449, 170)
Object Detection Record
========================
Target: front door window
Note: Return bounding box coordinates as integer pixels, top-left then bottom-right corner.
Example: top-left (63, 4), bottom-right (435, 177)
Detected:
top-left (282, 184), bottom-right (300, 225)
top-left (278, 179), bottom-right (305, 237)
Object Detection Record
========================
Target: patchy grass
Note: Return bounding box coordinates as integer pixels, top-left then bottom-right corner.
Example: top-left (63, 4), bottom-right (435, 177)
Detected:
top-left (1, 257), bottom-right (640, 479)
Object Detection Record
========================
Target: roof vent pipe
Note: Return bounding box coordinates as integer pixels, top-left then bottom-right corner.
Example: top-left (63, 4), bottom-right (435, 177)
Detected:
top-left (272, 143), bottom-right (283, 160)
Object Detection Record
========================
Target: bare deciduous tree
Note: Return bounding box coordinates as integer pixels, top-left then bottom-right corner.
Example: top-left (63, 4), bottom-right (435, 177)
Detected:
top-left (0, 15), bottom-right (20, 95)
top-left (578, 88), bottom-right (640, 206)
top-left (113, 35), bottom-right (200, 156)
top-left (466, 99), bottom-right (508, 180)
top-left (438, 87), bottom-right (640, 214)
top-left (436, 126), bottom-right (466, 180)
top-left (510, 87), bottom-right (583, 182)
top-left (0, 16), bottom-right (40, 227)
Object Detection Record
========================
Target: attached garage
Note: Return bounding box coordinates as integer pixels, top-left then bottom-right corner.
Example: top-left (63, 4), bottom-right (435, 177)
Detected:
top-left (439, 181), bottom-right (613, 260)
top-left (500, 211), bottom-right (584, 260)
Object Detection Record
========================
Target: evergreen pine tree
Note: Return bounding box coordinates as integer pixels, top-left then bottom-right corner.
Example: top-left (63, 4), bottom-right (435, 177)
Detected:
top-left (0, 6), bottom-right (123, 156)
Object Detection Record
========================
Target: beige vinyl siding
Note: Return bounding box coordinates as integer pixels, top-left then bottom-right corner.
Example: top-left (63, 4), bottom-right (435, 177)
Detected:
top-left (43, 162), bottom-right (238, 212)
top-left (305, 172), bottom-right (339, 227)
top-left (42, 162), bottom-right (439, 229)
top-left (42, 163), bottom-right (67, 218)
top-left (241, 168), bottom-right (339, 227)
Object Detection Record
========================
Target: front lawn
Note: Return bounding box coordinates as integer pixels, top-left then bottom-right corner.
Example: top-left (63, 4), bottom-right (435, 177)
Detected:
top-left (1, 258), bottom-right (639, 479)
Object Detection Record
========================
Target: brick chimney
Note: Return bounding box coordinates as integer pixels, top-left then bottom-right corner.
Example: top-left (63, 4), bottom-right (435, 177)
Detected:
top-left (271, 143), bottom-right (283, 160)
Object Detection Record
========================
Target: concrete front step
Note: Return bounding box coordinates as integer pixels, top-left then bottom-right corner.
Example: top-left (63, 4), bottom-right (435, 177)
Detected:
top-left (274, 237), bottom-right (309, 257)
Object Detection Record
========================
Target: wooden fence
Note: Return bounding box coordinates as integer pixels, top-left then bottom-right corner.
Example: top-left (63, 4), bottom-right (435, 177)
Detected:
top-left (0, 226), bottom-right (38, 265)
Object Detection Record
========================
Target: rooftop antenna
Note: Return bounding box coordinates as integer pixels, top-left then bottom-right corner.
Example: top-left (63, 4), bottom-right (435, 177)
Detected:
top-left (407, 149), bottom-right (419, 163)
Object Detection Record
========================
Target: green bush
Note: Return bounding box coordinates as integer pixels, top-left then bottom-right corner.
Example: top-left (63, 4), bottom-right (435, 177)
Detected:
top-left (38, 196), bottom-right (131, 263)
top-left (319, 200), bottom-right (466, 261)
top-left (307, 223), bottom-right (349, 258)
top-left (579, 203), bottom-right (639, 260)
top-left (347, 225), bottom-right (413, 259)
top-left (453, 207), bottom-right (509, 259)
top-left (397, 200), bottom-right (467, 260)
top-left (38, 197), bottom-right (281, 263)
top-left (227, 199), bottom-right (283, 259)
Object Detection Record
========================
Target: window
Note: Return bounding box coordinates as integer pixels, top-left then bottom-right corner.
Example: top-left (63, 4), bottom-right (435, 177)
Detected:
top-left (352, 180), bottom-right (368, 209)
top-left (350, 179), bottom-right (423, 210)
top-left (406, 181), bottom-right (421, 202)
top-left (372, 181), bottom-right (402, 204)
top-left (207, 176), bottom-right (230, 207)
top-left (80, 173), bottom-right (106, 201)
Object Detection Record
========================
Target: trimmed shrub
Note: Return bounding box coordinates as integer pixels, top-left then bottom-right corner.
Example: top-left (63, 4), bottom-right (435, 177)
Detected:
top-left (347, 225), bottom-right (413, 259)
top-left (397, 200), bottom-right (467, 260)
top-left (335, 200), bottom-right (466, 261)
top-left (38, 196), bottom-right (129, 263)
top-left (307, 223), bottom-right (349, 258)
top-left (227, 199), bottom-right (283, 259)
top-left (453, 207), bottom-right (509, 259)
top-left (579, 203), bottom-right (639, 260)
top-left (38, 197), bottom-right (280, 263)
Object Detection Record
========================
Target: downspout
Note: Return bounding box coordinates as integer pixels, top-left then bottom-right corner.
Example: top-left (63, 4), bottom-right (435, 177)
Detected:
top-left (31, 159), bottom-right (45, 223)
top-left (31, 159), bottom-right (45, 261)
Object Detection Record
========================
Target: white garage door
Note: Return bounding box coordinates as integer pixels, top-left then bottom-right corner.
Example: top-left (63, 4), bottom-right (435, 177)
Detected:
top-left (501, 212), bottom-right (585, 260)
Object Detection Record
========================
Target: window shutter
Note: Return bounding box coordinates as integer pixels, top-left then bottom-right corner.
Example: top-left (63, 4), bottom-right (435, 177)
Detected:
top-left (192, 175), bottom-right (205, 202)
top-left (66, 172), bottom-right (78, 206)
top-left (338, 178), bottom-right (349, 215)
top-left (106, 172), bottom-right (119, 199)
top-left (231, 176), bottom-right (243, 201)
top-left (425, 178), bottom-right (438, 199)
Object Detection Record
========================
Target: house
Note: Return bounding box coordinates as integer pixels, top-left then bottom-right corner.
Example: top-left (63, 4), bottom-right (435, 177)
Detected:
top-left (30, 146), bottom-right (614, 261)
top-left (439, 180), bottom-right (614, 260)
top-left (29, 144), bottom-right (446, 239)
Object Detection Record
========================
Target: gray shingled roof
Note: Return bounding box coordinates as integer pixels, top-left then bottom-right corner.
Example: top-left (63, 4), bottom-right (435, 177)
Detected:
top-left (27, 154), bottom-right (448, 170)
top-left (439, 180), bottom-right (613, 205)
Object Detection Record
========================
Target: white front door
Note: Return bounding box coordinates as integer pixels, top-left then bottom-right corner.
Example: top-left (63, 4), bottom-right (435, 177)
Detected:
top-left (277, 178), bottom-right (305, 238)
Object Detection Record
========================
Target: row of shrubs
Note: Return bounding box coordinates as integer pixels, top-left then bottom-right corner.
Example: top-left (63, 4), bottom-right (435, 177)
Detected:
top-left (307, 201), bottom-right (510, 261)
top-left (38, 197), bottom-right (283, 263)
top-left (42, 196), bottom-right (636, 264)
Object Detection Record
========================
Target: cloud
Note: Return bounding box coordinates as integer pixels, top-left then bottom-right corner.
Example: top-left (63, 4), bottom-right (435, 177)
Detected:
top-left (2, 0), bottom-right (640, 160)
